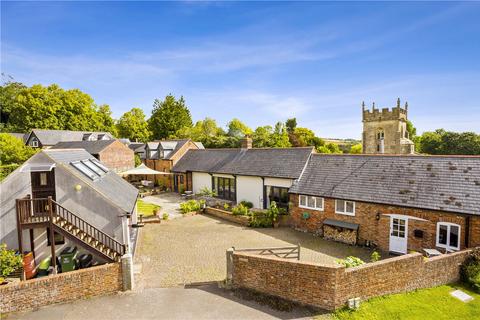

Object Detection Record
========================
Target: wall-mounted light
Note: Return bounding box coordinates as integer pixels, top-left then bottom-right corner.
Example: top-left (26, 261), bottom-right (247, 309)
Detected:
top-left (74, 184), bottom-right (82, 192)
top-left (376, 212), bottom-right (381, 220)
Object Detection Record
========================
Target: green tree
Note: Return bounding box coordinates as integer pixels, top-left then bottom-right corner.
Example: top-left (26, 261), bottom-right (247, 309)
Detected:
top-left (317, 142), bottom-right (343, 154)
top-left (252, 126), bottom-right (273, 148)
top-left (0, 77), bottom-right (26, 131)
top-left (5, 84), bottom-right (116, 133)
top-left (227, 118), bottom-right (252, 138)
top-left (174, 117), bottom-right (227, 148)
top-left (406, 120), bottom-right (417, 139)
top-left (349, 143), bottom-right (362, 154)
top-left (0, 133), bottom-right (37, 165)
top-left (285, 118), bottom-right (297, 133)
top-left (149, 95), bottom-right (192, 139)
top-left (271, 122), bottom-right (292, 148)
top-left (117, 108), bottom-right (151, 142)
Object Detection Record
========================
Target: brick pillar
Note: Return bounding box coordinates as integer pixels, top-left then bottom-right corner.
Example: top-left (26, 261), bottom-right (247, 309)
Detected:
top-left (121, 253), bottom-right (134, 291)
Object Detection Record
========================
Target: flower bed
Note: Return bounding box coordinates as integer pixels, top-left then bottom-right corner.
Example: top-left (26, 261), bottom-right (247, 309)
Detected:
top-left (204, 207), bottom-right (250, 226)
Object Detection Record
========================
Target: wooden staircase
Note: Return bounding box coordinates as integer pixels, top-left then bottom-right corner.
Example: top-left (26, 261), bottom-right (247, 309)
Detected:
top-left (17, 197), bottom-right (126, 262)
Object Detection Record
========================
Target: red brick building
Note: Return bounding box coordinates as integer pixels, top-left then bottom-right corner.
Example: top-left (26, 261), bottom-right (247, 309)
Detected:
top-left (289, 154), bottom-right (480, 254)
top-left (51, 140), bottom-right (134, 173)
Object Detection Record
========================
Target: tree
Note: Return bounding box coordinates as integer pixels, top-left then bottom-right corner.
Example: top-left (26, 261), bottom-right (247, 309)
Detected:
top-left (406, 120), bottom-right (417, 139)
top-left (0, 133), bottom-right (37, 165)
top-left (285, 118), bottom-right (297, 133)
top-left (117, 108), bottom-right (151, 142)
top-left (174, 117), bottom-right (227, 148)
top-left (417, 129), bottom-right (480, 155)
top-left (0, 77), bottom-right (26, 131)
top-left (317, 142), bottom-right (343, 154)
top-left (349, 143), bottom-right (362, 154)
top-left (227, 118), bottom-right (252, 138)
top-left (149, 95), bottom-right (192, 139)
top-left (5, 84), bottom-right (116, 133)
top-left (252, 126), bottom-right (273, 148)
top-left (271, 122), bottom-right (292, 148)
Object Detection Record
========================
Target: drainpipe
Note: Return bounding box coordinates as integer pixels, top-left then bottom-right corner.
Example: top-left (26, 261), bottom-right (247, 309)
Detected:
top-left (465, 216), bottom-right (471, 248)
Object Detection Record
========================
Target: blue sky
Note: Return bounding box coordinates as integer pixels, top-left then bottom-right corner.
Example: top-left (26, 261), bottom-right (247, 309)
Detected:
top-left (2, 1), bottom-right (479, 139)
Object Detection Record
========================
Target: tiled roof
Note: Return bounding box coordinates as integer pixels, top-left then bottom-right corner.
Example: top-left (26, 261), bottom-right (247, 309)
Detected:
top-left (51, 140), bottom-right (117, 154)
top-left (44, 149), bottom-right (138, 213)
top-left (289, 154), bottom-right (480, 215)
top-left (29, 129), bottom-right (114, 146)
top-left (172, 147), bottom-right (314, 179)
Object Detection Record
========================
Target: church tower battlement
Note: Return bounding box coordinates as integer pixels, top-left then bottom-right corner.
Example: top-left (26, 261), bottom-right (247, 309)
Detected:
top-left (362, 98), bottom-right (414, 155)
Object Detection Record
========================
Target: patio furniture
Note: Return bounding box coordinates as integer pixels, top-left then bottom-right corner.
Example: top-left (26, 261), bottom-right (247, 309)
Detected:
top-left (423, 248), bottom-right (442, 257)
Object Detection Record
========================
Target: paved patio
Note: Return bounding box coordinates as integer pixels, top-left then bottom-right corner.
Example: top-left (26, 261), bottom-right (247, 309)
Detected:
top-left (135, 211), bottom-right (375, 288)
top-left (140, 193), bottom-right (185, 219)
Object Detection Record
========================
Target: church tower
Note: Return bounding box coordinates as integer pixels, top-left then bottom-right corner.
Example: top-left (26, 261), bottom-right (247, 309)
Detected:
top-left (362, 98), bottom-right (414, 154)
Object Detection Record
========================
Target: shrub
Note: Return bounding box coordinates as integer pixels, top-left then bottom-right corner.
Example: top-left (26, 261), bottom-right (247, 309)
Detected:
top-left (461, 248), bottom-right (480, 292)
top-left (239, 200), bottom-right (254, 209)
top-left (198, 187), bottom-right (217, 197)
top-left (180, 200), bottom-right (201, 214)
top-left (0, 164), bottom-right (20, 182)
top-left (0, 244), bottom-right (23, 280)
top-left (232, 204), bottom-right (249, 216)
top-left (336, 256), bottom-right (365, 268)
top-left (223, 203), bottom-right (230, 211)
top-left (370, 251), bottom-right (381, 262)
top-left (267, 201), bottom-right (280, 222)
top-left (162, 213), bottom-right (169, 220)
top-left (249, 211), bottom-right (273, 228)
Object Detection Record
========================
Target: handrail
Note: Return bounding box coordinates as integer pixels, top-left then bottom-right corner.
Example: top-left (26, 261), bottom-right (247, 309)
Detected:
top-left (17, 198), bottom-right (125, 257)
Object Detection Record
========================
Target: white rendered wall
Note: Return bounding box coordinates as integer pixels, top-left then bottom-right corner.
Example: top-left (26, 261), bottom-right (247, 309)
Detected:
top-left (236, 176), bottom-right (263, 209)
top-left (264, 177), bottom-right (293, 188)
top-left (192, 172), bottom-right (211, 193)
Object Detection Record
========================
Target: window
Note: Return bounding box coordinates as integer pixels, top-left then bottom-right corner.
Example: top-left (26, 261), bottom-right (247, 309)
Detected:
top-left (335, 199), bottom-right (355, 216)
top-left (377, 130), bottom-right (385, 140)
top-left (436, 222), bottom-right (460, 251)
top-left (31, 139), bottom-right (39, 147)
top-left (71, 158), bottom-right (109, 180)
top-left (39, 172), bottom-right (48, 186)
top-left (268, 186), bottom-right (289, 210)
top-left (299, 195), bottom-right (324, 211)
top-left (213, 177), bottom-right (235, 201)
top-left (47, 228), bottom-right (65, 246)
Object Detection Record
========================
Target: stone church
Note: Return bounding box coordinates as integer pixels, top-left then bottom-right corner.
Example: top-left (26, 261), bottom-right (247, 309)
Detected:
top-left (362, 98), bottom-right (415, 154)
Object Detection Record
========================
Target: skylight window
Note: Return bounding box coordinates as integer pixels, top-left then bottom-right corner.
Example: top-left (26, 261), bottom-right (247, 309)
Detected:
top-left (71, 161), bottom-right (98, 180)
top-left (71, 158), bottom-right (109, 180)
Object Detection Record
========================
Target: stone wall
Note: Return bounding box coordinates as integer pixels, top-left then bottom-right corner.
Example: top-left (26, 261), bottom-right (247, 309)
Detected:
top-left (231, 249), bottom-right (472, 311)
top-left (0, 263), bottom-right (123, 314)
top-left (289, 194), bottom-right (480, 253)
top-left (204, 207), bottom-right (250, 226)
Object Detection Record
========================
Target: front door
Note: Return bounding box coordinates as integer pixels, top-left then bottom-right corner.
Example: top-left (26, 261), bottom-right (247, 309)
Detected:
top-left (31, 170), bottom-right (56, 214)
top-left (389, 217), bottom-right (408, 254)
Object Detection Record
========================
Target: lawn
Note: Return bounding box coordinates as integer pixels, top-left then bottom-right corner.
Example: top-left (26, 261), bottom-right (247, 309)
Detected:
top-left (137, 199), bottom-right (160, 217)
top-left (331, 284), bottom-right (479, 320)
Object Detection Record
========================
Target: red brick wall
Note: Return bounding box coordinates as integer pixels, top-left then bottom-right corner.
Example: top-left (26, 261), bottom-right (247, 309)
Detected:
top-left (232, 249), bottom-right (472, 310)
top-left (99, 140), bottom-right (134, 173)
top-left (0, 263), bottom-right (123, 314)
top-left (289, 194), bottom-right (479, 253)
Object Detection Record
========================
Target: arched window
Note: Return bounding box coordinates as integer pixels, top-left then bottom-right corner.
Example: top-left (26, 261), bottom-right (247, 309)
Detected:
top-left (377, 129), bottom-right (385, 140)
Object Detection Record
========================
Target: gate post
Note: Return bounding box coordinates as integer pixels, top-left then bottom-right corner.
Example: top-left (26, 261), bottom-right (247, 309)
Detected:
top-left (121, 253), bottom-right (134, 291)
top-left (225, 247), bottom-right (235, 288)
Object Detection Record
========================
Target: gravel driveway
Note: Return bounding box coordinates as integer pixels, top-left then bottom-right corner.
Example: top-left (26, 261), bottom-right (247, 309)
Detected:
top-left (135, 212), bottom-right (374, 288)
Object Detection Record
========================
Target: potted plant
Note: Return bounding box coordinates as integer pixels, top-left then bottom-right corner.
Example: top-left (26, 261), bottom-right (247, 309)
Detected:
top-left (268, 201), bottom-right (280, 228)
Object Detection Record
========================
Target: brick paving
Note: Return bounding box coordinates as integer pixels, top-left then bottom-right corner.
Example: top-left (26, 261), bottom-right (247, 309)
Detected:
top-left (135, 211), bottom-right (374, 288)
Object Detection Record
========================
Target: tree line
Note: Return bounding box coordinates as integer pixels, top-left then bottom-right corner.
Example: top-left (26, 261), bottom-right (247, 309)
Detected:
top-left (1, 79), bottom-right (478, 155)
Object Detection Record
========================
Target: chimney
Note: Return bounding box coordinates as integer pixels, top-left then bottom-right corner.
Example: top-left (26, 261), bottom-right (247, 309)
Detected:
top-left (241, 135), bottom-right (252, 149)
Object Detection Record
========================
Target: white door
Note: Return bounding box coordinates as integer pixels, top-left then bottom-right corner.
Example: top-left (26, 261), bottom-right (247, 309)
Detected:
top-left (389, 217), bottom-right (408, 254)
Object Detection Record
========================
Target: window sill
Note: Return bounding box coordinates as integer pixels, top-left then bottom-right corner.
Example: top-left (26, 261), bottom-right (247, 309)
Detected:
top-left (335, 211), bottom-right (355, 217)
top-left (299, 205), bottom-right (324, 211)
top-left (435, 243), bottom-right (460, 251)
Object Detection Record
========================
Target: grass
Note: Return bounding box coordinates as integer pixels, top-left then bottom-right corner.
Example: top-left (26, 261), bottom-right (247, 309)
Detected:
top-left (331, 284), bottom-right (480, 320)
top-left (137, 199), bottom-right (160, 217)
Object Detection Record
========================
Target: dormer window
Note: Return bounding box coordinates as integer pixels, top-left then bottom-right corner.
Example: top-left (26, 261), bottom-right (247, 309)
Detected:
top-left (31, 139), bottom-right (39, 147)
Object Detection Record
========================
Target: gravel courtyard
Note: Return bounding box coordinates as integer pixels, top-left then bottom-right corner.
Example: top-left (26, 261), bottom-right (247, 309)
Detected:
top-left (135, 211), bottom-right (374, 288)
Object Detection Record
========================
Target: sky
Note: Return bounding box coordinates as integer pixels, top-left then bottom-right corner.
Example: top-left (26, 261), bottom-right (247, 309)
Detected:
top-left (1, 1), bottom-right (480, 139)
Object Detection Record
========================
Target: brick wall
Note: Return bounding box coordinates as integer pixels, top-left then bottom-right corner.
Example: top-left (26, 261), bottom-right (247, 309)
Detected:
top-left (232, 249), bottom-right (471, 311)
top-left (0, 263), bottom-right (123, 314)
top-left (289, 194), bottom-right (479, 253)
top-left (99, 140), bottom-right (135, 173)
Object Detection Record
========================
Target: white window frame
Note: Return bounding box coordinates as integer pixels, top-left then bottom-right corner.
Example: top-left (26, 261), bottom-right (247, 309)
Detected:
top-left (299, 195), bottom-right (324, 211)
top-left (436, 222), bottom-right (461, 251)
top-left (31, 139), bottom-right (39, 147)
top-left (335, 199), bottom-right (355, 216)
